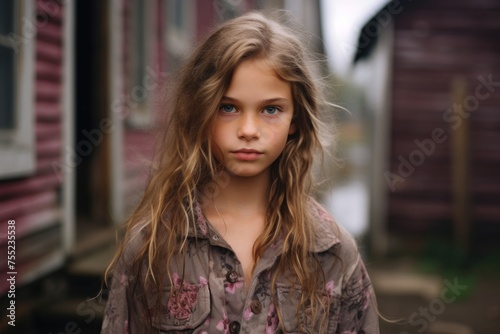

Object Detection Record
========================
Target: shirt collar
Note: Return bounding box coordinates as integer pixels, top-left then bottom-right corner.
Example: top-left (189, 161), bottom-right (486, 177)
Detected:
top-left (187, 200), bottom-right (211, 238)
top-left (188, 197), bottom-right (341, 252)
top-left (306, 197), bottom-right (341, 252)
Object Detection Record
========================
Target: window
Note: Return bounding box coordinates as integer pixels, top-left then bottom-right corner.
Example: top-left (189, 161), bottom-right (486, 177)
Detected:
top-left (213, 0), bottom-right (245, 22)
top-left (125, 0), bottom-right (195, 128)
top-left (0, 0), bottom-right (36, 178)
top-left (0, 0), bottom-right (16, 133)
top-left (164, 0), bottom-right (195, 68)
top-left (125, 0), bottom-right (156, 128)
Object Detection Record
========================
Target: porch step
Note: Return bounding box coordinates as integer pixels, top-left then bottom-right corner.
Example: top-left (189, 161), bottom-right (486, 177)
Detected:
top-left (29, 243), bottom-right (118, 333)
top-left (68, 242), bottom-right (117, 278)
top-left (71, 226), bottom-right (117, 258)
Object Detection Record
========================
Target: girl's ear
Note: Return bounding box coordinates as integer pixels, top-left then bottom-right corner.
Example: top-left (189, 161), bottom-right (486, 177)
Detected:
top-left (288, 121), bottom-right (297, 135)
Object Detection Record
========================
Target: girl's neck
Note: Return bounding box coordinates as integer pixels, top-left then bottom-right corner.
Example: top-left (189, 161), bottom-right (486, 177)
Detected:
top-left (210, 169), bottom-right (270, 216)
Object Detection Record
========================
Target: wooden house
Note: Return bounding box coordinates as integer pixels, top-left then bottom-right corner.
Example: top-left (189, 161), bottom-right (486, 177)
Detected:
top-left (347, 0), bottom-right (500, 255)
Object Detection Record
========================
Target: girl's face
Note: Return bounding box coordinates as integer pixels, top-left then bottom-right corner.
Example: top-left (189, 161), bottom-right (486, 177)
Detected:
top-left (211, 58), bottom-right (296, 178)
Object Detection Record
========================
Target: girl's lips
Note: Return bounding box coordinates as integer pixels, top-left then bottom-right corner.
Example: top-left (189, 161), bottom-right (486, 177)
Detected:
top-left (231, 149), bottom-right (263, 161)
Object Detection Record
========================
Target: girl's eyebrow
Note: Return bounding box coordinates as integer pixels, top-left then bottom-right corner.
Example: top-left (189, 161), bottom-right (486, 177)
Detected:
top-left (221, 96), bottom-right (289, 104)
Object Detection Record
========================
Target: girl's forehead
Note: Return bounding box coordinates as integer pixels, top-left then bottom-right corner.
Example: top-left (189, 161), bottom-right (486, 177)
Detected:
top-left (233, 59), bottom-right (277, 78)
top-left (224, 59), bottom-right (291, 101)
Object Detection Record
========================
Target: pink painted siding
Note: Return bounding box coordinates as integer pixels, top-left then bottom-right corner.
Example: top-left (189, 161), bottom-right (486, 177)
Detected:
top-left (196, 0), bottom-right (259, 38)
top-left (123, 130), bottom-right (155, 213)
top-left (196, 0), bottom-right (216, 39)
top-left (0, 0), bottom-right (64, 294)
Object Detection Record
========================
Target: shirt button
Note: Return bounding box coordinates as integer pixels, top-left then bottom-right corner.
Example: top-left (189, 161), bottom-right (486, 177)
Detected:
top-left (212, 234), bottom-right (219, 241)
top-left (229, 321), bottom-right (240, 333)
top-left (226, 270), bottom-right (238, 283)
top-left (250, 299), bottom-right (262, 314)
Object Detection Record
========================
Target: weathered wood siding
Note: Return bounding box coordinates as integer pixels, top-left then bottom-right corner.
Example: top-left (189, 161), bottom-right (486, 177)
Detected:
top-left (0, 0), bottom-right (65, 294)
top-left (387, 0), bottom-right (500, 243)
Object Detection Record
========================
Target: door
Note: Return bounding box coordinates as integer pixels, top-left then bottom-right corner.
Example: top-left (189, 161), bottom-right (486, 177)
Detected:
top-left (74, 0), bottom-right (112, 249)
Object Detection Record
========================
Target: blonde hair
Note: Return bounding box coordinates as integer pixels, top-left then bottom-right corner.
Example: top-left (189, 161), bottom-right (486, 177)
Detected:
top-left (106, 11), bottom-right (333, 331)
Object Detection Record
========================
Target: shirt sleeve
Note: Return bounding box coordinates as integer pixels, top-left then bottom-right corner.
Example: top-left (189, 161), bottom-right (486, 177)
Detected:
top-left (101, 256), bottom-right (131, 334)
top-left (336, 258), bottom-right (380, 334)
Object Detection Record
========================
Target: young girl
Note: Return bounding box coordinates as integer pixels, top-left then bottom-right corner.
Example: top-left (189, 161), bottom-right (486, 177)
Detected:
top-left (102, 11), bottom-right (379, 334)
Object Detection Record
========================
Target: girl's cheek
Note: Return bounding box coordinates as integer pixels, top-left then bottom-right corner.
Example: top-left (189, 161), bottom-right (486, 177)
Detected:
top-left (261, 127), bottom-right (274, 141)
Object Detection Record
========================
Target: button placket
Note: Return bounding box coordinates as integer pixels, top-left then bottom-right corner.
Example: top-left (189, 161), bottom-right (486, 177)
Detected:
top-left (226, 270), bottom-right (239, 283)
top-left (229, 320), bottom-right (240, 333)
top-left (250, 299), bottom-right (262, 314)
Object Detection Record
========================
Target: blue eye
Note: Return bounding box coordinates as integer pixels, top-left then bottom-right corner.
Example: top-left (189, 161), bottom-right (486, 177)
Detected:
top-left (263, 106), bottom-right (279, 115)
top-left (220, 104), bottom-right (236, 113)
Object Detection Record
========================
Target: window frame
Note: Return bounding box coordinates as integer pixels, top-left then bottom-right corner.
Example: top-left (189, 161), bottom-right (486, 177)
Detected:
top-left (164, 0), bottom-right (195, 61)
top-left (0, 0), bottom-right (36, 179)
top-left (124, 0), bottom-right (156, 128)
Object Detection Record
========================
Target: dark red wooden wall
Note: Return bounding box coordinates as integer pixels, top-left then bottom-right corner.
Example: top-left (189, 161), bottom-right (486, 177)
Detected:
top-left (387, 0), bottom-right (500, 246)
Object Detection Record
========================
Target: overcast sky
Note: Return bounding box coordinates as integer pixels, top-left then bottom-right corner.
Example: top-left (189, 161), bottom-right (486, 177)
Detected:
top-left (321, 0), bottom-right (389, 77)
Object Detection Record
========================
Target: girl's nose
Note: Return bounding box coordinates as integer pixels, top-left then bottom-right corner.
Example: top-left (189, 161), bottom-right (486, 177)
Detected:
top-left (237, 113), bottom-right (260, 140)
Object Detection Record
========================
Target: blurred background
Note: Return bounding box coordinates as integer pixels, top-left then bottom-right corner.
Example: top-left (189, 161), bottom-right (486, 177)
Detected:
top-left (0, 0), bottom-right (499, 333)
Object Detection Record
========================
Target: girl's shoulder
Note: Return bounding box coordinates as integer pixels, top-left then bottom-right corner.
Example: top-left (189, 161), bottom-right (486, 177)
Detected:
top-left (306, 196), bottom-right (360, 261)
top-left (117, 223), bottom-right (148, 265)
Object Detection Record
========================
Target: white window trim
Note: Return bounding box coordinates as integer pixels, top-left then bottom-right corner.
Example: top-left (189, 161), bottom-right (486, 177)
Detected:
top-left (0, 0), bottom-right (36, 179)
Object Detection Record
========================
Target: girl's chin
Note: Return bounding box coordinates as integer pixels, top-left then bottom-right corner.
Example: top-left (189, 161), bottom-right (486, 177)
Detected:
top-left (224, 167), bottom-right (270, 179)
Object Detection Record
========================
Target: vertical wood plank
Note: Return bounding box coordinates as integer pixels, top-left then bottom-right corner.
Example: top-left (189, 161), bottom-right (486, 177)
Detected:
top-left (451, 77), bottom-right (470, 253)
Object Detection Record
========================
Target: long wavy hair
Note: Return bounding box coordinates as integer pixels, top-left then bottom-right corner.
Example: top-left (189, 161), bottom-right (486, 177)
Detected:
top-left (105, 11), bottom-right (334, 332)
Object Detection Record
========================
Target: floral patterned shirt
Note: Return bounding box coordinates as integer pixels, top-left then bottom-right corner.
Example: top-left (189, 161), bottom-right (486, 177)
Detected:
top-left (101, 198), bottom-right (379, 333)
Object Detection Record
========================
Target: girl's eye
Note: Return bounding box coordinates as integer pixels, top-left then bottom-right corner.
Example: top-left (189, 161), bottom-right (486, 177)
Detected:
top-left (220, 104), bottom-right (236, 113)
top-left (263, 106), bottom-right (279, 115)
